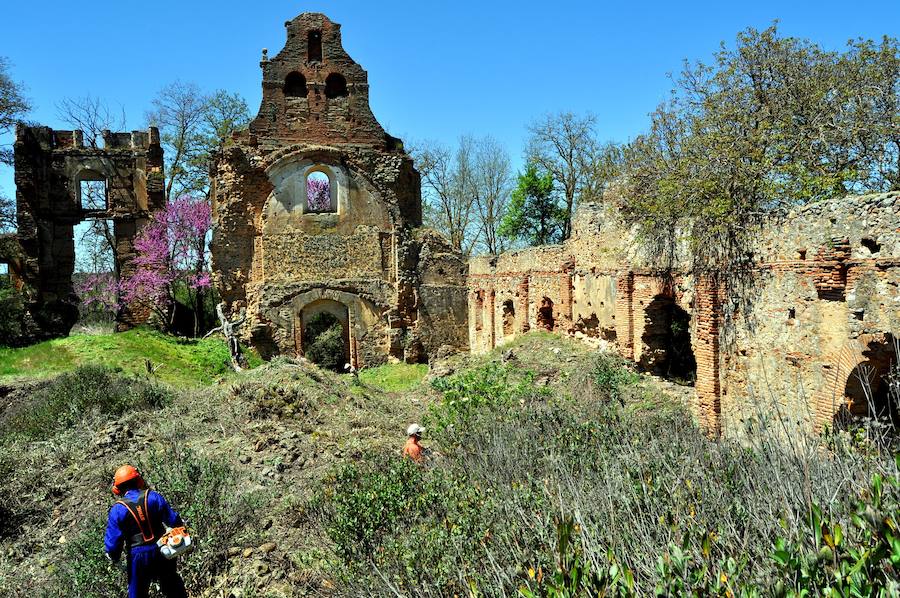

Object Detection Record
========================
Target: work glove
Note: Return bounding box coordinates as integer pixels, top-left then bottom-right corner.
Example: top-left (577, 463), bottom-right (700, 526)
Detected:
top-left (106, 552), bottom-right (127, 573)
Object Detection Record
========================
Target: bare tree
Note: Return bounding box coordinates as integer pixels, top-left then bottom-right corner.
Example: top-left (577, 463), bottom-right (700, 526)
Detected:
top-left (146, 81), bottom-right (209, 201)
top-left (57, 96), bottom-right (124, 274)
top-left (56, 95), bottom-right (125, 147)
top-left (0, 57), bottom-right (30, 167)
top-left (412, 138), bottom-right (479, 255)
top-left (471, 137), bottom-right (512, 255)
top-left (146, 84), bottom-right (251, 201)
top-left (526, 112), bottom-right (598, 240)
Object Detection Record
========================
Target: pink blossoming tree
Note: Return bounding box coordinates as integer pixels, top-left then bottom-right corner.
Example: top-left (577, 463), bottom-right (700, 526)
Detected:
top-left (307, 176), bottom-right (331, 212)
top-left (119, 196), bottom-right (212, 335)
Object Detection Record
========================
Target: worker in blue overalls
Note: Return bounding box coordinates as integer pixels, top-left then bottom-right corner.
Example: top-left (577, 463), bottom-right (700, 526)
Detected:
top-left (104, 464), bottom-right (188, 598)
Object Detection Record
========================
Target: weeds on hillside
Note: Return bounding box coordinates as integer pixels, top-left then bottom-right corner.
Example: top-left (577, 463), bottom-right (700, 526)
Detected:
top-left (313, 352), bottom-right (900, 596)
top-left (0, 365), bottom-right (171, 441)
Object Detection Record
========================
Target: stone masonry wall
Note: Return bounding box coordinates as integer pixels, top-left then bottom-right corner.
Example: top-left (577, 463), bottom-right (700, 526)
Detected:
top-left (211, 13), bottom-right (467, 365)
top-left (8, 125), bottom-right (164, 343)
top-left (469, 192), bottom-right (899, 438)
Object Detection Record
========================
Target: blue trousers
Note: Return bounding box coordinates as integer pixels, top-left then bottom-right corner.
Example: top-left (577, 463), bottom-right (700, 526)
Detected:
top-left (127, 544), bottom-right (187, 598)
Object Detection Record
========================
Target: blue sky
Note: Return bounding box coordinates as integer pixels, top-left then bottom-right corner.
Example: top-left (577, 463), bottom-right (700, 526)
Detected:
top-left (2, 0), bottom-right (899, 198)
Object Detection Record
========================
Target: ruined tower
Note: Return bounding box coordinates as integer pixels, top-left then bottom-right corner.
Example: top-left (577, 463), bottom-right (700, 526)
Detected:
top-left (211, 13), bottom-right (468, 366)
top-left (3, 126), bottom-right (165, 342)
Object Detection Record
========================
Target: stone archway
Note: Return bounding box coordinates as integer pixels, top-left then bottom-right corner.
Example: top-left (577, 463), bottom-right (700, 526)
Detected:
top-left (300, 299), bottom-right (350, 371)
top-left (833, 334), bottom-right (898, 429)
top-left (639, 294), bottom-right (696, 384)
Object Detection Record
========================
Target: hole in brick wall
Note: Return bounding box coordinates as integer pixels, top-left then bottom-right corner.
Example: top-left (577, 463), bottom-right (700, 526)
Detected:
top-left (574, 312), bottom-right (601, 338)
top-left (79, 178), bottom-right (107, 211)
top-left (788, 308), bottom-right (796, 320)
top-left (639, 295), bottom-right (696, 385)
top-left (834, 335), bottom-right (898, 430)
top-left (853, 309), bottom-right (864, 321)
top-left (861, 238), bottom-right (881, 256)
top-left (284, 72), bottom-right (307, 97)
top-left (474, 291), bottom-right (484, 331)
top-left (502, 299), bottom-right (515, 337)
top-left (325, 73), bottom-right (348, 99)
top-left (798, 249), bottom-right (807, 260)
top-left (305, 169), bottom-right (335, 213)
top-left (537, 297), bottom-right (555, 332)
top-left (308, 30), bottom-right (323, 62)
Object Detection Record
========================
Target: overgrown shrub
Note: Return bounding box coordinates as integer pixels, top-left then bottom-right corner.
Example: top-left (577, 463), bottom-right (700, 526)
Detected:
top-left (0, 286), bottom-right (25, 347)
top-left (0, 365), bottom-right (171, 440)
top-left (304, 313), bottom-right (346, 372)
top-left (47, 446), bottom-right (262, 596)
top-left (314, 353), bottom-right (900, 595)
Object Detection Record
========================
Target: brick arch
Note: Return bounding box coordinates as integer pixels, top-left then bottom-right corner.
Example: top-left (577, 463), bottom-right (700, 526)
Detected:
top-left (812, 332), bottom-right (895, 430)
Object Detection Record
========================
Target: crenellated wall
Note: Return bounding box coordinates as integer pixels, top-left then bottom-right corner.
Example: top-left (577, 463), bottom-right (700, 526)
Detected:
top-left (469, 193), bottom-right (900, 437)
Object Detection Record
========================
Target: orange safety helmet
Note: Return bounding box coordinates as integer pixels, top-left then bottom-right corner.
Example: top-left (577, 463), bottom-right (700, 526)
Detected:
top-left (111, 464), bottom-right (145, 496)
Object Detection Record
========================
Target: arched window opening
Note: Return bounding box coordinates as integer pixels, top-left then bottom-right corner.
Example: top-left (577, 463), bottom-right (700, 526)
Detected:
top-left (835, 336), bottom-right (898, 431)
top-left (325, 73), bottom-right (348, 99)
top-left (283, 72), bottom-right (307, 97)
top-left (302, 302), bottom-right (350, 372)
top-left (639, 295), bottom-right (696, 385)
top-left (502, 299), bottom-right (516, 337)
top-left (537, 297), bottom-right (555, 332)
top-left (305, 170), bottom-right (334, 213)
top-left (308, 30), bottom-right (323, 62)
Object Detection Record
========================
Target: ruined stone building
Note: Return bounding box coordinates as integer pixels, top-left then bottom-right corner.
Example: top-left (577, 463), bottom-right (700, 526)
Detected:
top-left (210, 13), bottom-right (469, 366)
top-left (469, 192), bottom-right (900, 436)
top-left (1, 126), bottom-right (165, 342)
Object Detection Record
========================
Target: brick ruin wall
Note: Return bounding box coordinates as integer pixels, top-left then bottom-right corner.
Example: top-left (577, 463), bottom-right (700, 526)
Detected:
top-left (1, 125), bottom-right (165, 343)
top-left (211, 13), bottom-right (468, 366)
top-left (469, 192), bottom-right (900, 437)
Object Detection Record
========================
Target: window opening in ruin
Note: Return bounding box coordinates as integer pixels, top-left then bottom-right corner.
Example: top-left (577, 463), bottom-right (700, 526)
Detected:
top-left (284, 72), bottom-right (307, 97)
top-left (308, 30), bottom-right (323, 62)
top-left (835, 335), bottom-right (898, 432)
top-left (861, 238), bottom-right (881, 256)
top-left (302, 303), bottom-right (350, 372)
top-left (639, 295), bottom-right (697, 385)
top-left (537, 297), bottom-right (555, 332)
top-left (502, 299), bottom-right (515, 337)
top-left (325, 73), bottom-right (348, 99)
top-left (306, 170), bottom-right (334, 212)
top-left (73, 218), bottom-right (118, 327)
top-left (0, 262), bottom-right (9, 290)
top-left (79, 178), bottom-right (107, 211)
top-left (474, 291), bottom-right (484, 331)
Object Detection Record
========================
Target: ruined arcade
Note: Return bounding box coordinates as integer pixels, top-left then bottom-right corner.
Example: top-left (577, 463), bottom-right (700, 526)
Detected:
top-left (210, 13), bottom-right (469, 366)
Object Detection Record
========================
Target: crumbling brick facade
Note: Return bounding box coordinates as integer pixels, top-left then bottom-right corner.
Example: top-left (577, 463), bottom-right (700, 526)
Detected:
top-left (210, 13), bottom-right (468, 366)
top-left (470, 193), bottom-right (899, 437)
top-left (2, 125), bottom-right (164, 343)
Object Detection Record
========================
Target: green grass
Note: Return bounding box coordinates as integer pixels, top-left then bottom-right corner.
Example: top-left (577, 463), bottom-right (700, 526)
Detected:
top-left (0, 328), bottom-right (260, 386)
top-left (358, 363), bottom-right (429, 392)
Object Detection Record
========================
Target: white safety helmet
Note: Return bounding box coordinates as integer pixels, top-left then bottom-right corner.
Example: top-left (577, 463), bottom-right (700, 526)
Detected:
top-left (406, 423), bottom-right (425, 437)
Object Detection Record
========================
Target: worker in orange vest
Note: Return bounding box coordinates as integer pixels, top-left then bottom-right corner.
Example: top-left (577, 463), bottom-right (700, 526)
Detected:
top-left (402, 423), bottom-right (426, 462)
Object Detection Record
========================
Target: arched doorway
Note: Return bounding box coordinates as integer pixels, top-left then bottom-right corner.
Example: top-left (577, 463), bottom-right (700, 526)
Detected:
top-left (835, 335), bottom-right (898, 429)
top-left (301, 299), bottom-right (350, 371)
top-left (537, 297), bottom-right (554, 331)
top-left (640, 294), bottom-right (696, 384)
top-left (502, 299), bottom-right (516, 337)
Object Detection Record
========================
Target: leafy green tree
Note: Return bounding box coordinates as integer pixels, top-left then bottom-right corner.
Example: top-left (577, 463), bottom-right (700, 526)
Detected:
top-left (608, 25), bottom-right (900, 276)
top-left (499, 163), bottom-right (565, 246)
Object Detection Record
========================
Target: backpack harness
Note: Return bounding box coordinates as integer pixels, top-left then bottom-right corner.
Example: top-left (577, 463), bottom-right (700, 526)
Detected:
top-left (115, 489), bottom-right (160, 547)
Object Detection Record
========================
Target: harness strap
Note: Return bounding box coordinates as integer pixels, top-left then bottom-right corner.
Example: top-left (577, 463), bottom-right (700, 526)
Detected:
top-left (115, 489), bottom-right (155, 544)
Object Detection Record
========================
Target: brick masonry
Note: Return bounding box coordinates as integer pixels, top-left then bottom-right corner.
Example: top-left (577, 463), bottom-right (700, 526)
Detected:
top-left (469, 194), bottom-right (900, 437)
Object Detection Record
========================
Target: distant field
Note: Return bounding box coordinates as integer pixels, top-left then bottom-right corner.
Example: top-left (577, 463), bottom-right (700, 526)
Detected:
top-left (0, 328), bottom-right (260, 386)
